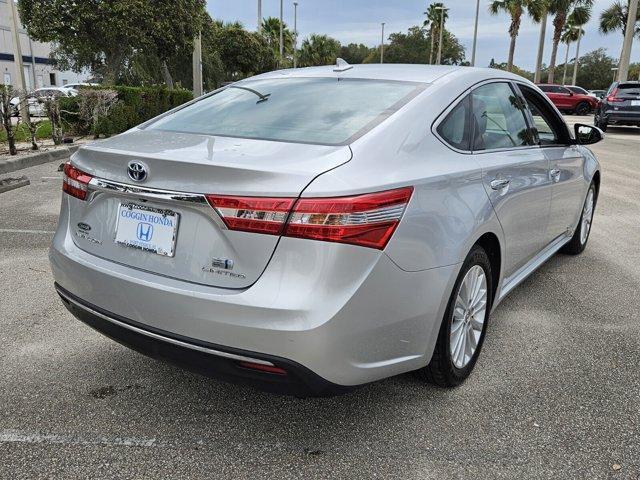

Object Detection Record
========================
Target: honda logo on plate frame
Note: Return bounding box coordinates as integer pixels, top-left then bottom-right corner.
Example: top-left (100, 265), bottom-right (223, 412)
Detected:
top-left (127, 161), bottom-right (147, 182)
top-left (136, 222), bottom-right (153, 242)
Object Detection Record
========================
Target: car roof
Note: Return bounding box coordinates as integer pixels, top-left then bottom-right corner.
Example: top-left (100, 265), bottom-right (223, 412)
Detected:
top-left (247, 64), bottom-right (531, 85)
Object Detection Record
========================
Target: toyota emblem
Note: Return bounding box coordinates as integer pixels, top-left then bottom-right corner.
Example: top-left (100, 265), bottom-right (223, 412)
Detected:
top-left (127, 161), bottom-right (147, 182)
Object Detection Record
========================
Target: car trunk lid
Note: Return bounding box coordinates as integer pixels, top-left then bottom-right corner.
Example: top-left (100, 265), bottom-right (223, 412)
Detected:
top-left (67, 129), bottom-right (351, 289)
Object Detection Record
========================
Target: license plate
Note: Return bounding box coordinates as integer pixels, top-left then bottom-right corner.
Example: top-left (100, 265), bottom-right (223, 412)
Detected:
top-left (115, 203), bottom-right (179, 257)
top-left (632, 100), bottom-right (640, 106)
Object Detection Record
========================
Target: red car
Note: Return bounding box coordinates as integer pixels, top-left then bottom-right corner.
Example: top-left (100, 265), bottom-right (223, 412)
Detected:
top-left (537, 84), bottom-right (599, 115)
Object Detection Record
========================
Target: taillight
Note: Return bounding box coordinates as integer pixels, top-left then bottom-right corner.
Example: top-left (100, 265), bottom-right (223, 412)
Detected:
top-left (285, 187), bottom-right (414, 249)
top-left (62, 162), bottom-right (93, 200)
top-left (207, 187), bottom-right (413, 250)
top-left (206, 195), bottom-right (295, 235)
top-left (607, 88), bottom-right (623, 103)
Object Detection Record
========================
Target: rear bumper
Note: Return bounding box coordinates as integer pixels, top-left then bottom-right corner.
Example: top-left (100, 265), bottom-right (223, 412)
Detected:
top-left (56, 284), bottom-right (349, 396)
top-left (50, 200), bottom-right (459, 389)
top-left (603, 111), bottom-right (640, 125)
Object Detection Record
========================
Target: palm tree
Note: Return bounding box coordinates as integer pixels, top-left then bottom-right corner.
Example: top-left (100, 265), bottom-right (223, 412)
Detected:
top-left (533, 0), bottom-right (550, 83)
top-left (546, 0), bottom-right (593, 83)
top-left (489, 0), bottom-right (546, 72)
top-left (261, 17), bottom-right (294, 61)
top-left (298, 34), bottom-right (341, 67)
top-left (560, 19), bottom-right (584, 84)
top-left (599, 1), bottom-right (640, 66)
top-left (423, 3), bottom-right (448, 64)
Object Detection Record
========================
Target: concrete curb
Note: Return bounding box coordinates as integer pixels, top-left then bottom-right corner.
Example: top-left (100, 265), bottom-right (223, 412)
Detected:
top-left (0, 176), bottom-right (30, 194)
top-left (0, 145), bottom-right (80, 175)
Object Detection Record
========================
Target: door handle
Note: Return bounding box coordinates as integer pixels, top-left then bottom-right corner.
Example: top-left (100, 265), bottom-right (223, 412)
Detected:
top-left (490, 178), bottom-right (510, 190)
top-left (550, 169), bottom-right (561, 182)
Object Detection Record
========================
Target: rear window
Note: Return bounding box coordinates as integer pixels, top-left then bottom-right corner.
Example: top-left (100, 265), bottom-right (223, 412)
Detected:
top-left (146, 77), bottom-right (425, 145)
top-left (618, 83), bottom-right (640, 95)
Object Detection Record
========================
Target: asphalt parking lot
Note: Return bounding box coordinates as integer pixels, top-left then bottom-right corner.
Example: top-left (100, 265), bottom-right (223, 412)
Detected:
top-left (1, 118), bottom-right (639, 479)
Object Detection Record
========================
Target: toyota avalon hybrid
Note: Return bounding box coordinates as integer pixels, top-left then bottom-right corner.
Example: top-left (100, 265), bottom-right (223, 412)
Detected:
top-left (51, 64), bottom-right (602, 396)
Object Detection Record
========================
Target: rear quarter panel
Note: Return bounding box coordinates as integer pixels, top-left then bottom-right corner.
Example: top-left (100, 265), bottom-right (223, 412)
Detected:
top-left (303, 75), bottom-right (505, 274)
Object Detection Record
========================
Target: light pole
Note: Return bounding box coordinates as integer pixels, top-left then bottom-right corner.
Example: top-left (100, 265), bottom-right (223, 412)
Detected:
top-left (8, 0), bottom-right (30, 121)
top-left (257, 0), bottom-right (262, 33)
top-left (435, 6), bottom-right (448, 65)
top-left (571, 27), bottom-right (583, 86)
top-left (279, 0), bottom-right (284, 60)
top-left (534, 9), bottom-right (548, 83)
top-left (471, 0), bottom-right (480, 66)
top-left (380, 22), bottom-right (385, 63)
top-left (293, 2), bottom-right (298, 68)
top-left (611, 67), bottom-right (619, 83)
top-left (618, 0), bottom-right (639, 81)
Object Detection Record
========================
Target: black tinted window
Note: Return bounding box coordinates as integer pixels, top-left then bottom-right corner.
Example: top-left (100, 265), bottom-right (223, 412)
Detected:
top-left (436, 95), bottom-right (470, 151)
top-left (539, 85), bottom-right (552, 92)
top-left (618, 83), bottom-right (640, 95)
top-left (471, 83), bottom-right (532, 151)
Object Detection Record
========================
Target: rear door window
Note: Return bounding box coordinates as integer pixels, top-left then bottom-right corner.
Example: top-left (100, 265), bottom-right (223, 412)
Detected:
top-left (471, 82), bottom-right (532, 151)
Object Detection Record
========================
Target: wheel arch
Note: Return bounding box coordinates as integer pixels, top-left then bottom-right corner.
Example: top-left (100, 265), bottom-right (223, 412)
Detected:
top-left (474, 232), bottom-right (501, 306)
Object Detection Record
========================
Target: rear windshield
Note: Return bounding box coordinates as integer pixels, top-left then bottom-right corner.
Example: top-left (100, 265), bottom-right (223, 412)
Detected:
top-left (618, 83), bottom-right (640, 95)
top-left (145, 77), bottom-right (425, 145)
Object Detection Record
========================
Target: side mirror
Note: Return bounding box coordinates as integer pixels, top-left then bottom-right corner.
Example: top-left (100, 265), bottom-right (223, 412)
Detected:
top-left (574, 124), bottom-right (604, 145)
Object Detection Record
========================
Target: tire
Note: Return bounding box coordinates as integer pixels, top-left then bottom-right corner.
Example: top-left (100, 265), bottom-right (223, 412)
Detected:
top-left (561, 182), bottom-right (597, 255)
top-left (594, 111), bottom-right (608, 132)
top-left (575, 102), bottom-right (590, 116)
top-left (417, 245), bottom-right (493, 387)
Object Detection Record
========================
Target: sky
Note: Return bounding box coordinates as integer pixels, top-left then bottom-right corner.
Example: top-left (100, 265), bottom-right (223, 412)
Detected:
top-left (207, 0), bottom-right (637, 71)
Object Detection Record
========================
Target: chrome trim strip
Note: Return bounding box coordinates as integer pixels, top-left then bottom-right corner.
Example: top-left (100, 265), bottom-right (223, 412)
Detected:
top-left (86, 177), bottom-right (227, 229)
top-left (497, 232), bottom-right (571, 302)
top-left (57, 287), bottom-right (275, 366)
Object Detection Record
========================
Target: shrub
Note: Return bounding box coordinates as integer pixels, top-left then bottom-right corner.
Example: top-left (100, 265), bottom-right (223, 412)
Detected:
top-left (62, 86), bottom-right (192, 137)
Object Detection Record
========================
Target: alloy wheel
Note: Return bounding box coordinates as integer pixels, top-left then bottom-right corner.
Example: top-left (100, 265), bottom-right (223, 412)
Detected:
top-left (450, 265), bottom-right (488, 369)
top-left (580, 187), bottom-right (595, 245)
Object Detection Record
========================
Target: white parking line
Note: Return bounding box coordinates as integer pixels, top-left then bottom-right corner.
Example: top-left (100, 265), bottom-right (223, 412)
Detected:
top-left (0, 429), bottom-right (162, 448)
top-left (0, 228), bottom-right (55, 235)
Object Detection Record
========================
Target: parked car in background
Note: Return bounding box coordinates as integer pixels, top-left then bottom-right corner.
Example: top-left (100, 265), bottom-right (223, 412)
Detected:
top-left (589, 89), bottom-right (606, 100)
top-left (564, 85), bottom-right (597, 98)
top-left (537, 84), bottom-right (599, 115)
top-left (63, 82), bottom-right (100, 92)
top-left (10, 86), bottom-right (77, 117)
top-left (594, 81), bottom-right (640, 132)
top-left (51, 65), bottom-right (602, 396)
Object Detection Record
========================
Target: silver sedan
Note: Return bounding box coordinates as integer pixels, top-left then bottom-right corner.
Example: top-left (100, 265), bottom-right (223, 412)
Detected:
top-left (50, 63), bottom-right (601, 396)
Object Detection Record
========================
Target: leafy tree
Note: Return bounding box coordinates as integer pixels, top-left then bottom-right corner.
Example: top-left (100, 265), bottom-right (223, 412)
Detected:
top-left (489, 0), bottom-right (546, 72)
top-left (364, 26), bottom-right (464, 65)
top-left (599, 1), bottom-right (640, 65)
top-left (574, 48), bottom-right (617, 89)
top-left (546, 0), bottom-right (593, 83)
top-left (339, 43), bottom-right (374, 64)
top-left (18, 0), bottom-right (205, 85)
top-left (298, 34), bottom-right (341, 67)
top-left (212, 23), bottom-right (276, 80)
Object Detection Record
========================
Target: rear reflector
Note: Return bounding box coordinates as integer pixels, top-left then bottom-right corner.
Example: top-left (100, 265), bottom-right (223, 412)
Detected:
top-left (207, 187), bottom-right (413, 250)
top-left (62, 162), bottom-right (93, 200)
top-left (237, 361), bottom-right (287, 375)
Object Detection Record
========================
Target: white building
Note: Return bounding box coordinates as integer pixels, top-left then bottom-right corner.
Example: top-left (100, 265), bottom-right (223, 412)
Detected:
top-left (0, 0), bottom-right (90, 89)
